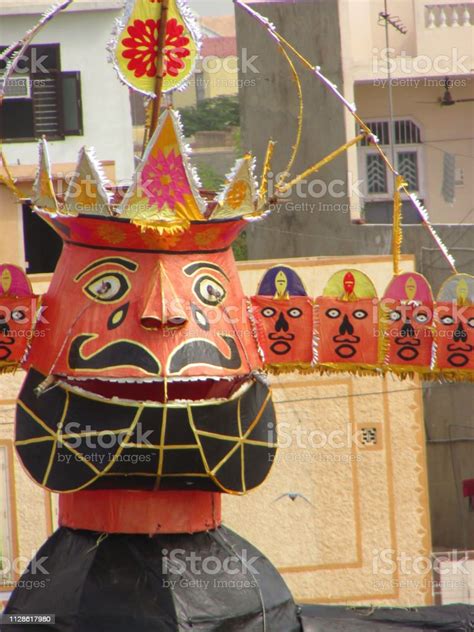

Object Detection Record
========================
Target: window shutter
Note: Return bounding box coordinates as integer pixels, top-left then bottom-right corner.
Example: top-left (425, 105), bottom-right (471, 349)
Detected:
top-left (61, 71), bottom-right (83, 136)
top-left (32, 71), bottom-right (64, 139)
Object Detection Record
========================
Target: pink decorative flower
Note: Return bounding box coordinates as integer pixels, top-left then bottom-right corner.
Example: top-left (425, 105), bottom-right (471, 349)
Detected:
top-left (122, 18), bottom-right (191, 80)
top-left (141, 149), bottom-right (190, 209)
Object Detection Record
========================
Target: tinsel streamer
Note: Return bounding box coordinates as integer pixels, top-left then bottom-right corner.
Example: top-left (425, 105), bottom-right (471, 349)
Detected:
top-left (276, 45), bottom-right (304, 187)
top-left (258, 140), bottom-right (276, 208)
top-left (392, 175), bottom-right (407, 276)
top-left (0, 149), bottom-right (22, 197)
top-left (131, 217), bottom-right (189, 235)
top-left (407, 193), bottom-right (457, 272)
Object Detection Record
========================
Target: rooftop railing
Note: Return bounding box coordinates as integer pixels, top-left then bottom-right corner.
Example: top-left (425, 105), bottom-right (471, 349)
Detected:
top-left (425, 3), bottom-right (473, 28)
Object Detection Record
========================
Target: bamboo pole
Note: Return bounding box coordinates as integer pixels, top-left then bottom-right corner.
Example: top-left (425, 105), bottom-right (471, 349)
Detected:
top-left (150, 0), bottom-right (170, 135)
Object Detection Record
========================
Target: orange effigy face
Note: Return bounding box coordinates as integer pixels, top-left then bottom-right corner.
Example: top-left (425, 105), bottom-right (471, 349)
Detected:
top-left (250, 266), bottom-right (314, 368)
top-left (0, 264), bottom-right (37, 372)
top-left (435, 274), bottom-right (474, 374)
top-left (382, 273), bottom-right (434, 370)
top-left (251, 296), bottom-right (314, 366)
top-left (27, 242), bottom-right (261, 400)
top-left (435, 303), bottom-right (474, 370)
top-left (316, 270), bottom-right (379, 368)
top-left (317, 297), bottom-right (378, 365)
top-left (16, 218), bottom-right (276, 495)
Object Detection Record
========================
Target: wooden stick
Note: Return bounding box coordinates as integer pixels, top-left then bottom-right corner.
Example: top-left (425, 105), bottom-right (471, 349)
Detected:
top-left (150, 0), bottom-right (170, 135)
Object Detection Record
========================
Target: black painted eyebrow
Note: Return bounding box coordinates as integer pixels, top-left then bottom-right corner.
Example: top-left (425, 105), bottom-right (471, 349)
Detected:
top-left (74, 257), bottom-right (138, 282)
top-left (183, 262), bottom-right (229, 281)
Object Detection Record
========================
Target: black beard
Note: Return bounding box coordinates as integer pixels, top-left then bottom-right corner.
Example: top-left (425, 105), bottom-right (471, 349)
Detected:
top-left (15, 368), bottom-right (277, 495)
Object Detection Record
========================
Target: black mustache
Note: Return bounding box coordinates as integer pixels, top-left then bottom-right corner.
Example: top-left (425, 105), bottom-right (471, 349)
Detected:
top-left (447, 343), bottom-right (473, 352)
top-left (169, 335), bottom-right (242, 374)
top-left (333, 335), bottom-right (360, 343)
top-left (268, 333), bottom-right (295, 341)
top-left (395, 337), bottom-right (420, 346)
top-left (69, 335), bottom-right (160, 374)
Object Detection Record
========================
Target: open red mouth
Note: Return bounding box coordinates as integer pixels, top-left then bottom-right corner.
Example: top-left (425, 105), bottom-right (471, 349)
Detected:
top-left (59, 375), bottom-right (250, 403)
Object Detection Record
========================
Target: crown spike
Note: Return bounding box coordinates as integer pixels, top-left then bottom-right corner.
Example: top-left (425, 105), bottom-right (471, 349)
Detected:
top-left (32, 138), bottom-right (59, 214)
top-left (211, 154), bottom-right (260, 220)
top-left (64, 147), bottom-right (113, 216)
top-left (118, 108), bottom-right (205, 233)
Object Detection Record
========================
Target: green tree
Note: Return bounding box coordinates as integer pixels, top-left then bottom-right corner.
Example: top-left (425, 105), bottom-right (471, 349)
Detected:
top-left (197, 163), bottom-right (225, 191)
top-left (180, 96), bottom-right (240, 136)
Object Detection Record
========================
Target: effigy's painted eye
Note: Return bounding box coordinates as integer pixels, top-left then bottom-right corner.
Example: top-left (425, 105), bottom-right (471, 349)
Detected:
top-left (325, 308), bottom-right (341, 319)
top-left (194, 275), bottom-right (226, 307)
top-left (389, 310), bottom-right (402, 322)
top-left (11, 309), bottom-right (27, 322)
top-left (262, 307), bottom-right (276, 318)
top-left (84, 272), bottom-right (130, 303)
top-left (287, 308), bottom-right (302, 319)
top-left (414, 311), bottom-right (430, 324)
top-left (353, 310), bottom-right (368, 320)
top-left (440, 315), bottom-right (455, 326)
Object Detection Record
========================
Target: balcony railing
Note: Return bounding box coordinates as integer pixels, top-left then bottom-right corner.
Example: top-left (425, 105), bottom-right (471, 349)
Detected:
top-left (425, 3), bottom-right (473, 28)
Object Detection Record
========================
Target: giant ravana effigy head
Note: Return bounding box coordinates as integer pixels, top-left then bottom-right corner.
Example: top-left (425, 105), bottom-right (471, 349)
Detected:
top-left (15, 108), bottom-right (278, 495)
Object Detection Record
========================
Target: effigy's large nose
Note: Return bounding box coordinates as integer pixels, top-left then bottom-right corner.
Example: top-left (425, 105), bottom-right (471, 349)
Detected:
top-left (140, 264), bottom-right (187, 330)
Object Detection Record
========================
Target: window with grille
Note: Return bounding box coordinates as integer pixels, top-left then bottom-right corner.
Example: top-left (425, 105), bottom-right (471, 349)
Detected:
top-left (358, 118), bottom-right (423, 199)
top-left (0, 44), bottom-right (83, 142)
top-left (366, 154), bottom-right (388, 194)
top-left (397, 151), bottom-right (419, 190)
top-left (0, 444), bottom-right (15, 589)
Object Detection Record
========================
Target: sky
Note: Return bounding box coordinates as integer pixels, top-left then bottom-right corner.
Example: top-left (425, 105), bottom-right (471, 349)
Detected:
top-left (188, 0), bottom-right (234, 16)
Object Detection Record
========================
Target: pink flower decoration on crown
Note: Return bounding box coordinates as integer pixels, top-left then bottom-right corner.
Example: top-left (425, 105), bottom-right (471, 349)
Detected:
top-left (141, 149), bottom-right (190, 209)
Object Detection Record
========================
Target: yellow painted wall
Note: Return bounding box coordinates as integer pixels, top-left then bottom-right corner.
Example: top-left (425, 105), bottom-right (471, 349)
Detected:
top-left (172, 80), bottom-right (199, 109)
top-left (0, 256), bottom-right (432, 608)
top-left (0, 188), bottom-right (25, 268)
top-left (206, 57), bottom-right (240, 99)
top-left (173, 57), bottom-right (239, 110)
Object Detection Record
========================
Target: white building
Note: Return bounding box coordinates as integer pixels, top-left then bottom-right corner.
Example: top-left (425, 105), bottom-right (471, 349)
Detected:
top-left (339, 0), bottom-right (474, 224)
top-left (0, 0), bottom-right (134, 182)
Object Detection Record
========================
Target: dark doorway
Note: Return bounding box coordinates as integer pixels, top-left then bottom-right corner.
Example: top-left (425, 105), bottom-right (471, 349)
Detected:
top-left (22, 203), bottom-right (62, 273)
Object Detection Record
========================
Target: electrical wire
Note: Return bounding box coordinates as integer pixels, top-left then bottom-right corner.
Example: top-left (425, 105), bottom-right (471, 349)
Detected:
top-left (272, 381), bottom-right (456, 405)
top-left (424, 142), bottom-right (474, 162)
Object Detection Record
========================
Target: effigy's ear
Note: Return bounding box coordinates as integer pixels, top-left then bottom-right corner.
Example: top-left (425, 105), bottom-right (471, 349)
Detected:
top-left (0, 264), bottom-right (39, 373)
top-left (315, 269), bottom-right (380, 377)
top-left (249, 265), bottom-right (315, 373)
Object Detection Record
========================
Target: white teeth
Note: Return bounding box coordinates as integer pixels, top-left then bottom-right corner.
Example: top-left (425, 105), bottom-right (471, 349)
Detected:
top-left (61, 375), bottom-right (243, 384)
top-left (55, 377), bottom-right (255, 406)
